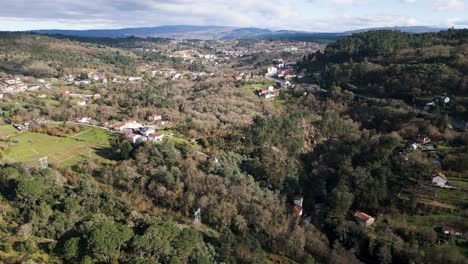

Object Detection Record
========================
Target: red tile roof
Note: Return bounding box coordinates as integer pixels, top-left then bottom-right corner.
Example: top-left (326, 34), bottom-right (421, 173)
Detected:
top-left (354, 211), bottom-right (374, 222)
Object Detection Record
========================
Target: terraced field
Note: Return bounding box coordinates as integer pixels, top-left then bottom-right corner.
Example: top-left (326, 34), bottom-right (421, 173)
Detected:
top-left (0, 125), bottom-right (112, 167)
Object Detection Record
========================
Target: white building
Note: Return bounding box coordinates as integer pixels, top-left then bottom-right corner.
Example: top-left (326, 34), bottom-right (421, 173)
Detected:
top-left (432, 172), bottom-right (448, 187)
top-left (267, 66), bottom-right (278, 76)
top-left (140, 127), bottom-right (156, 136)
top-left (127, 133), bottom-right (143, 144)
top-left (148, 133), bottom-right (165, 142)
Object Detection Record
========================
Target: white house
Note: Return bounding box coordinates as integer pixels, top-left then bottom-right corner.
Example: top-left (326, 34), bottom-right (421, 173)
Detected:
top-left (76, 117), bottom-right (92, 123)
top-left (127, 133), bottom-right (143, 144)
top-left (140, 127), bottom-right (156, 136)
top-left (114, 120), bottom-right (143, 131)
top-left (148, 133), bottom-right (165, 142)
top-left (354, 211), bottom-right (375, 227)
top-left (267, 66), bottom-right (278, 76)
top-left (128, 77), bottom-right (143, 82)
top-left (432, 172), bottom-right (448, 187)
top-left (148, 114), bottom-right (162, 122)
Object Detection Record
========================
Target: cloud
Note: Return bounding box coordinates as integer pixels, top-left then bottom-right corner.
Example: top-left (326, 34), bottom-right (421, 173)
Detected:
top-left (0, 0), bottom-right (299, 30)
top-left (0, 0), bottom-right (464, 32)
top-left (432, 0), bottom-right (465, 11)
top-left (330, 0), bottom-right (368, 4)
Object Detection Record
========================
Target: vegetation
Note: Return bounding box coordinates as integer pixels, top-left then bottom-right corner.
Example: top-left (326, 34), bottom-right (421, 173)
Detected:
top-left (0, 29), bottom-right (467, 263)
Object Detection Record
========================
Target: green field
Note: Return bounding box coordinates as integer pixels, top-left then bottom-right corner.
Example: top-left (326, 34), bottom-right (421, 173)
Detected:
top-left (243, 80), bottom-right (277, 95)
top-left (0, 125), bottom-right (112, 167)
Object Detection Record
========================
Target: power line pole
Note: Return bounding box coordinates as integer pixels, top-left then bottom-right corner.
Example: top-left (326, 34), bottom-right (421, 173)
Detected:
top-left (194, 207), bottom-right (201, 227)
top-left (38, 157), bottom-right (48, 169)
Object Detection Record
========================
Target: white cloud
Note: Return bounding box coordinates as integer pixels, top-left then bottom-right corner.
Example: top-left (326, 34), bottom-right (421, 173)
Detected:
top-left (432, 0), bottom-right (465, 11)
top-left (401, 0), bottom-right (417, 3)
top-left (330, 0), bottom-right (368, 4)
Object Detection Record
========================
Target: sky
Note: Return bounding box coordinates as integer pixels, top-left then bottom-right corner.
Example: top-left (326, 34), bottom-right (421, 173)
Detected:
top-left (0, 0), bottom-right (466, 32)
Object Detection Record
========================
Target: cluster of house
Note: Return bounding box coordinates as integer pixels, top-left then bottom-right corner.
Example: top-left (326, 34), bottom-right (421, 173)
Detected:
top-left (65, 74), bottom-right (108, 86)
top-left (411, 134), bottom-right (432, 151)
top-left (441, 226), bottom-right (463, 237)
top-left (256, 85), bottom-right (277, 99)
top-left (1, 77), bottom-right (53, 95)
top-left (234, 72), bottom-right (253, 81)
top-left (59, 90), bottom-right (101, 106)
top-left (424, 96), bottom-right (450, 111)
top-left (266, 60), bottom-right (298, 80)
top-left (112, 114), bottom-right (167, 144)
top-left (150, 68), bottom-right (184, 80)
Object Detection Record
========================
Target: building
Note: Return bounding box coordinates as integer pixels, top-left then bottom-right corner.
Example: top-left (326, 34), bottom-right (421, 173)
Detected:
top-left (148, 114), bottom-right (162, 122)
top-left (37, 94), bottom-right (47, 99)
top-left (257, 89), bottom-right (270, 97)
top-left (442, 226), bottom-right (462, 236)
top-left (293, 195), bottom-right (304, 207)
top-left (127, 133), bottom-right (143, 144)
top-left (416, 135), bottom-right (431, 145)
top-left (432, 172), bottom-right (448, 187)
top-left (292, 205), bottom-right (303, 216)
top-left (354, 211), bottom-right (375, 227)
top-left (128, 77), bottom-right (143, 82)
top-left (76, 101), bottom-right (86, 106)
top-left (76, 117), bottom-right (92, 124)
top-left (267, 66), bottom-right (278, 76)
top-left (114, 120), bottom-right (143, 131)
top-left (93, 93), bottom-right (101, 100)
top-left (263, 93), bottom-right (276, 99)
top-left (140, 127), bottom-right (156, 136)
top-left (148, 133), bottom-right (165, 142)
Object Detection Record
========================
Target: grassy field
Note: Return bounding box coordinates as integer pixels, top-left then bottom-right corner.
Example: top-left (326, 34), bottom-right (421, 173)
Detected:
top-left (436, 189), bottom-right (468, 207)
top-left (0, 125), bottom-right (112, 167)
top-left (243, 80), bottom-right (277, 95)
top-left (0, 126), bottom-right (19, 138)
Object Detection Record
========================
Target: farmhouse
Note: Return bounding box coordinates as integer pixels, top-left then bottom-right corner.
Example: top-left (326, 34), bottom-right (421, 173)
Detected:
top-left (354, 211), bottom-right (375, 227)
top-left (148, 133), bottom-right (165, 142)
top-left (148, 114), bottom-right (162, 122)
top-left (432, 172), bottom-right (448, 187)
top-left (114, 120), bottom-right (143, 131)
top-left (127, 133), bottom-right (143, 144)
top-left (442, 226), bottom-right (463, 236)
top-left (140, 127), bottom-right (156, 136)
top-left (267, 66), bottom-right (278, 76)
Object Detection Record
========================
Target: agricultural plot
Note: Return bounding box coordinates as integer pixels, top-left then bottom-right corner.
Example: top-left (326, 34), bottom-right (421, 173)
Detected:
top-left (0, 125), bottom-right (112, 167)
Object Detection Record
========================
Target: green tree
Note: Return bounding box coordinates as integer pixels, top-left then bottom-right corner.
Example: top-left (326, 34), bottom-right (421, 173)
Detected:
top-left (87, 222), bottom-right (133, 263)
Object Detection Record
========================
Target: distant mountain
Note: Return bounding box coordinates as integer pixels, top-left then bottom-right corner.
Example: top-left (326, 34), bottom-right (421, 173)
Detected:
top-left (27, 25), bottom-right (446, 40)
top-left (343, 26), bottom-right (444, 35)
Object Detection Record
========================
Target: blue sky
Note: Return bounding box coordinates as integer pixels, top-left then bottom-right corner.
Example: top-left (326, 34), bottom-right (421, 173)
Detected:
top-left (0, 0), bottom-right (466, 32)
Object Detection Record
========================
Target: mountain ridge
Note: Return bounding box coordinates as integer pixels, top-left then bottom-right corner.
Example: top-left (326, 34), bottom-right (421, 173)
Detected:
top-left (26, 25), bottom-right (446, 40)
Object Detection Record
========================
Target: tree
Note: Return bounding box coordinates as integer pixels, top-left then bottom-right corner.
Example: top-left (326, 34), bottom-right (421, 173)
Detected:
top-left (132, 222), bottom-right (179, 261)
top-left (63, 237), bottom-right (81, 261)
top-left (87, 222), bottom-right (133, 263)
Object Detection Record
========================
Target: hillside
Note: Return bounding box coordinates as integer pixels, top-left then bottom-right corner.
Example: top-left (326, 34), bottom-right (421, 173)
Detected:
top-left (0, 30), bottom-right (466, 264)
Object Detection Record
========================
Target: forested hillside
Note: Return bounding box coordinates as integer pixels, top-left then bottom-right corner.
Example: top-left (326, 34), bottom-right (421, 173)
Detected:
top-left (0, 30), bottom-right (467, 263)
top-left (299, 29), bottom-right (468, 114)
